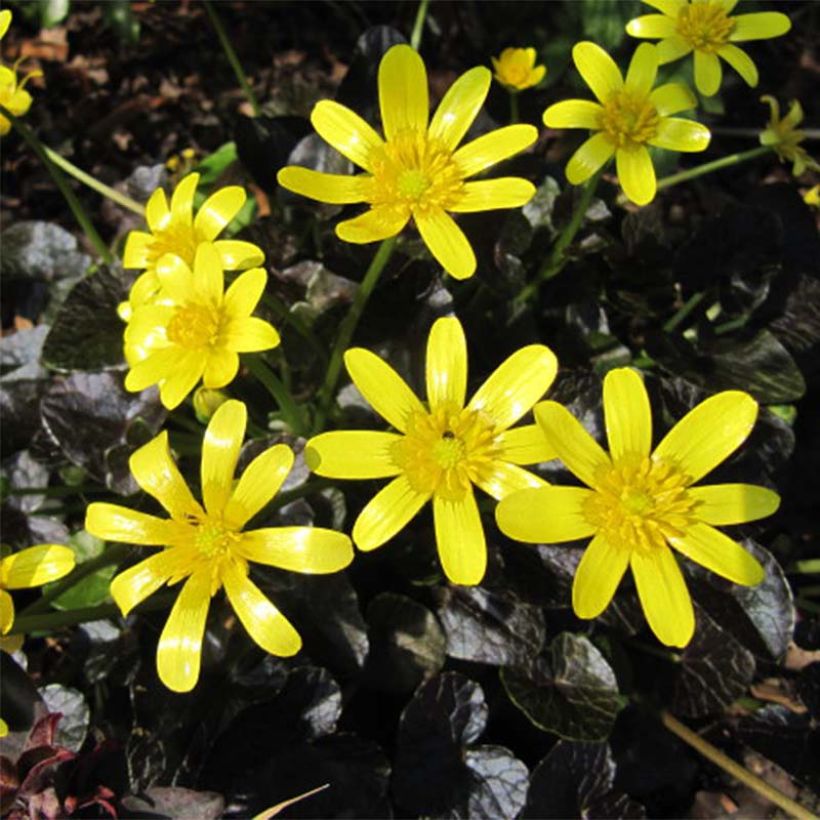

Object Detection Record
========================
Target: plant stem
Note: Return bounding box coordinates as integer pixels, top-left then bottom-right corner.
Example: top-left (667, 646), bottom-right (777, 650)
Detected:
top-left (664, 291), bottom-right (706, 333)
top-left (410, 0), bottom-right (431, 51)
top-left (660, 711), bottom-right (816, 820)
top-left (2, 104), bottom-right (112, 264)
top-left (314, 236), bottom-right (397, 431)
top-left (203, 0), bottom-right (261, 116)
top-left (509, 92), bottom-right (519, 125)
top-left (656, 146), bottom-right (770, 193)
top-left (260, 292), bottom-right (327, 364)
top-left (244, 354), bottom-right (304, 435)
top-left (792, 559), bottom-right (820, 574)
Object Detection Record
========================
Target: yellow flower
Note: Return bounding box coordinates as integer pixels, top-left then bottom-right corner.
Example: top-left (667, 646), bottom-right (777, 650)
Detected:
top-left (0, 544), bottom-right (76, 634)
top-left (492, 47), bottom-right (547, 92)
top-left (123, 172), bottom-right (264, 310)
top-left (759, 96), bottom-right (819, 178)
top-left (277, 44), bottom-right (538, 280)
top-left (85, 400), bottom-right (354, 692)
top-left (543, 42), bottom-right (710, 206)
top-left (625, 0), bottom-right (791, 97)
top-left (305, 316), bottom-right (557, 585)
top-left (804, 185), bottom-right (820, 209)
top-left (0, 8), bottom-right (42, 138)
top-left (123, 242), bottom-right (280, 409)
top-left (0, 9), bottom-right (11, 41)
top-left (496, 368), bottom-right (779, 648)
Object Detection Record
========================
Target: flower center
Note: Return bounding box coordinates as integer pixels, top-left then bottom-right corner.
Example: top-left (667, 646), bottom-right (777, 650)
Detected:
top-left (583, 456), bottom-right (698, 552)
top-left (166, 303), bottom-right (220, 349)
top-left (599, 91), bottom-right (660, 149)
top-left (148, 223), bottom-right (200, 269)
top-left (392, 404), bottom-right (497, 500)
top-left (676, 2), bottom-right (735, 52)
top-left (194, 520), bottom-right (239, 558)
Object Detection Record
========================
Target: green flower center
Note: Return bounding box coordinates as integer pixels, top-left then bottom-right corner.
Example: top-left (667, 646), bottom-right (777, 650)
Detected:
top-left (676, 3), bottom-right (736, 52)
top-left (599, 91), bottom-right (660, 149)
top-left (167, 303), bottom-right (220, 349)
top-left (193, 521), bottom-right (239, 558)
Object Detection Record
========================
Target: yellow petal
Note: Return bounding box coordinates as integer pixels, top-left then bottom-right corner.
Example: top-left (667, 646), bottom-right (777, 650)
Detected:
top-left (625, 43), bottom-right (659, 96)
top-left (0, 545), bottom-right (76, 589)
top-left (648, 83), bottom-right (697, 116)
top-left (156, 571), bottom-right (212, 693)
top-left (631, 546), bottom-right (694, 647)
top-left (192, 242), bottom-right (224, 306)
top-left (214, 239), bottom-right (265, 270)
top-left (85, 502), bottom-right (182, 545)
top-left (433, 490), bottom-right (486, 585)
top-left (304, 431), bottom-right (403, 479)
top-left (426, 316), bottom-right (467, 411)
top-left (451, 124), bottom-right (538, 178)
top-left (495, 424), bottom-right (556, 465)
top-left (415, 208), bottom-right (476, 280)
top-left (169, 173), bottom-right (199, 225)
top-left (238, 527), bottom-right (354, 573)
top-left (649, 118), bottom-right (711, 152)
top-left (311, 100), bottom-right (384, 172)
top-left (656, 35), bottom-right (693, 63)
top-left (155, 253), bottom-right (195, 302)
top-left (688, 484), bottom-right (780, 525)
top-left (221, 317), bottom-right (281, 353)
top-left (566, 132), bottom-right (616, 185)
top-left (224, 444), bottom-right (294, 529)
top-left (572, 41), bottom-right (624, 104)
top-left (717, 44), bottom-right (758, 87)
top-left (640, 0), bottom-right (685, 15)
top-left (625, 14), bottom-right (678, 39)
top-left (428, 66), bottom-right (491, 151)
top-left (669, 522), bottom-right (765, 586)
top-left (125, 348), bottom-right (180, 393)
top-left (529, 65), bottom-right (547, 86)
top-left (534, 401), bottom-right (611, 490)
top-left (344, 347), bottom-right (425, 432)
top-left (336, 205), bottom-right (410, 244)
top-left (449, 178), bottom-right (536, 213)
top-left (352, 475), bottom-right (430, 551)
top-left (653, 391), bottom-right (757, 484)
top-left (0, 10), bottom-right (12, 40)
top-left (276, 167), bottom-right (373, 204)
top-left (201, 399), bottom-right (246, 516)
top-left (158, 352), bottom-right (206, 409)
top-left (543, 100), bottom-right (603, 130)
top-left (123, 231), bottom-right (153, 269)
top-left (573, 534), bottom-right (630, 618)
top-left (145, 187), bottom-right (170, 232)
top-left (0, 590), bottom-right (14, 635)
top-left (222, 562), bottom-right (302, 656)
top-left (224, 265), bottom-right (266, 317)
top-left (616, 146), bottom-right (656, 206)
top-left (203, 349), bottom-right (239, 388)
top-left (129, 431), bottom-right (204, 519)
top-left (378, 44), bottom-right (429, 141)
top-left (468, 345), bottom-right (557, 429)
top-left (496, 486), bottom-right (596, 543)
top-left (110, 547), bottom-right (195, 616)
top-left (474, 461), bottom-right (546, 502)
top-left (730, 12), bottom-right (791, 42)
top-left (194, 186), bottom-right (245, 241)
top-left (603, 368), bottom-right (652, 461)
top-left (694, 50), bottom-right (722, 97)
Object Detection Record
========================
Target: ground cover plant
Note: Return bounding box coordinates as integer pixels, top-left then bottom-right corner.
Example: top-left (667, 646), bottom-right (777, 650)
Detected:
top-left (0, 1), bottom-right (818, 817)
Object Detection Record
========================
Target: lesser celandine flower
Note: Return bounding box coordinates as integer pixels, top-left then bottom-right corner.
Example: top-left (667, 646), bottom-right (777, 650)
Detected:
top-left (277, 44), bottom-right (538, 280)
top-left (625, 0), bottom-right (791, 97)
top-left (305, 316), bottom-right (557, 585)
top-left (492, 47), bottom-right (546, 92)
top-left (123, 242), bottom-right (280, 410)
top-left (543, 42), bottom-right (710, 206)
top-left (759, 96), bottom-right (819, 178)
top-left (85, 400), bottom-right (354, 692)
top-left (496, 368), bottom-right (779, 648)
top-left (0, 11), bottom-right (42, 137)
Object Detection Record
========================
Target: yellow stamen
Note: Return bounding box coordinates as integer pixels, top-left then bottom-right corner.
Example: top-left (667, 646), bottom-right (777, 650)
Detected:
top-left (599, 91), bottom-right (660, 150)
top-left (676, 2), bottom-right (736, 52)
top-left (167, 304), bottom-right (220, 349)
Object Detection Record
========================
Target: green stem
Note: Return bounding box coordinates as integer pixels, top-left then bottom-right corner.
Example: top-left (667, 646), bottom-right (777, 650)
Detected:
top-left (410, 0), bottom-right (431, 51)
top-left (244, 354), bottom-right (304, 435)
top-left (664, 291), bottom-right (706, 333)
top-left (660, 711), bottom-right (817, 820)
top-left (271, 478), bottom-right (333, 511)
top-left (314, 236), bottom-right (397, 431)
top-left (2, 105), bottom-right (112, 263)
top-left (509, 92), bottom-right (519, 125)
top-left (655, 145), bottom-right (771, 193)
top-left (792, 559), bottom-right (820, 574)
top-left (260, 292), bottom-right (327, 364)
top-left (203, 0), bottom-right (261, 116)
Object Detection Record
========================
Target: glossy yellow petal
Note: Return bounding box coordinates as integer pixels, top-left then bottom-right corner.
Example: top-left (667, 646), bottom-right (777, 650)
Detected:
top-left (276, 167), bottom-right (373, 204)
top-left (625, 43), bottom-right (659, 97)
top-left (0, 10), bottom-right (12, 40)
top-left (311, 100), bottom-right (384, 172)
top-left (158, 352), bottom-right (206, 409)
top-left (495, 424), bottom-right (556, 465)
top-left (344, 347), bottom-right (425, 432)
top-left (468, 345), bottom-right (557, 429)
top-left (653, 391), bottom-right (757, 484)
top-left (449, 178), bottom-right (536, 213)
top-left (566, 132), bottom-right (616, 185)
top-left (603, 368), bottom-right (652, 461)
top-left (336, 205), bottom-right (410, 244)
top-left (625, 14), bottom-right (678, 39)
top-left (223, 267), bottom-right (266, 319)
top-left (222, 561), bottom-right (302, 656)
top-left (238, 527), bottom-right (354, 573)
top-left (669, 522), bottom-right (765, 586)
top-left (214, 239), bottom-right (265, 270)
top-left (352, 475), bottom-right (430, 551)
top-left (169, 173), bottom-right (199, 225)
top-left (379, 44), bottom-right (428, 141)
top-left (110, 546), bottom-right (195, 616)
top-left (717, 44), bottom-right (758, 87)
top-left (125, 348), bottom-right (179, 393)
top-left (194, 186), bottom-right (245, 240)
top-left (630, 546), bottom-right (694, 647)
top-left (572, 533), bottom-right (630, 619)
top-left (451, 124), bottom-right (538, 178)
top-left (414, 208), bottom-right (476, 280)
top-left (145, 187), bottom-right (170, 232)
top-left (530, 64), bottom-right (547, 86)
top-left (0, 590), bottom-right (14, 635)
top-left (639, 0), bottom-right (685, 16)
top-left (0, 545), bottom-right (75, 589)
top-left (428, 66), bottom-right (491, 151)
top-left (224, 444), bottom-right (294, 529)
top-left (123, 231), bottom-right (153, 269)
top-left (426, 316), bottom-right (467, 411)
top-left (656, 35), bottom-right (693, 64)
top-left (474, 461), bottom-right (546, 502)
top-left (730, 12), bottom-right (791, 42)
top-left (694, 50), bottom-right (722, 97)
top-left (648, 82), bottom-right (697, 116)
top-left (201, 399), bottom-right (246, 516)
top-left (221, 317), bottom-right (280, 353)
top-left (649, 117), bottom-right (711, 152)
top-left (534, 401), bottom-right (611, 490)
top-left (156, 571), bottom-right (212, 693)
top-left (192, 242), bottom-right (224, 306)
top-left (85, 502), bottom-right (182, 545)
top-left (616, 146), bottom-right (656, 206)
top-left (543, 99), bottom-right (603, 130)
top-left (688, 484), bottom-right (780, 525)
top-left (155, 252), bottom-right (195, 302)
top-left (496, 486), bottom-right (596, 543)
top-left (130, 431), bottom-right (203, 518)
top-left (433, 490), bottom-right (485, 585)
top-left (573, 41), bottom-right (624, 104)
top-left (304, 431), bottom-right (403, 479)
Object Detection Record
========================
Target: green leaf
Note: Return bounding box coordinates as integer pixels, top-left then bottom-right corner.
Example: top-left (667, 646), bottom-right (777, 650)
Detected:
top-left (45, 530), bottom-right (116, 611)
top-left (193, 142), bottom-right (238, 188)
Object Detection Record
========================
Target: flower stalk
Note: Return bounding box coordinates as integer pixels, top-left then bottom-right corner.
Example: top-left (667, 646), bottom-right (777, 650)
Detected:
top-left (243, 353), bottom-right (305, 435)
top-left (410, 0), bottom-right (431, 51)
